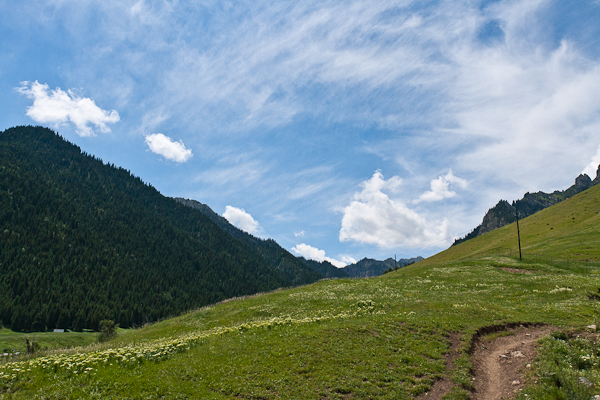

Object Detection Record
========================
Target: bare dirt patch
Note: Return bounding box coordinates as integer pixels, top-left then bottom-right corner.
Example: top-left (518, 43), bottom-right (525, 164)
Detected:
top-left (471, 325), bottom-right (557, 400)
top-left (417, 332), bottom-right (461, 399)
top-left (496, 267), bottom-right (533, 274)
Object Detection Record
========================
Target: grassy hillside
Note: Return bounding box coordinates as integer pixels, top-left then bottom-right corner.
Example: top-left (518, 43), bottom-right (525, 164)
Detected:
top-left (419, 183), bottom-right (600, 267)
top-left (2, 255), bottom-right (599, 399)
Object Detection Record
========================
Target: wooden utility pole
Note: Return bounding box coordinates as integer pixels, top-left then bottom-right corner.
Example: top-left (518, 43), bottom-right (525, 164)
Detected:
top-left (515, 207), bottom-right (522, 261)
top-left (394, 254), bottom-right (397, 270)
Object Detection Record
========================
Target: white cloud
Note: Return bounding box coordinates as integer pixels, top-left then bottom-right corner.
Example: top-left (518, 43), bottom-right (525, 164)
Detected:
top-left (291, 243), bottom-right (347, 268)
top-left (294, 230), bottom-right (305, 238)
top-left (223, 206), bottom-right (261, 235)
top-left (144, 133), bottom-right (193, 163)
top-left (18, 81), bottom-right (120, 137)
top-left (339, 171), bottom-right (449, 248)
top-left (415, 170), bottom-right (468, 203)
top-left (582, 144), bottom-right (600, 179)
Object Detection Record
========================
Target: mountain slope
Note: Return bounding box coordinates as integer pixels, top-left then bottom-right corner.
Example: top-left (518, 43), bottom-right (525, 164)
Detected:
top-left (174, 198), bottom-right (423, 279)
top-left (174, 198), bottom-right (324, 285)
top-left (418, 182), bottom-right (600, 266)
top-left (453, 169), bottom-right (600, 246)
top-left (0, 126), bottom-right (294, 332)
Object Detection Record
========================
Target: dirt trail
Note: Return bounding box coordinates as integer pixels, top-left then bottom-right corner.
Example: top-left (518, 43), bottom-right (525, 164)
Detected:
top-left (419, 325), bottom-right (555, 400)
top-left (471, 325), bottom-right (556, 400)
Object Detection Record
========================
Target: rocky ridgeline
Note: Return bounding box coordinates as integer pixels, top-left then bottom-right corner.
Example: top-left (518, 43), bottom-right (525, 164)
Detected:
top-left (453, 165), bottom-right (600, 246)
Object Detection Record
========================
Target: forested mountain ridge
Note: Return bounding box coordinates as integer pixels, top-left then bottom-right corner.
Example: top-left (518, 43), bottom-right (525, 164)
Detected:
top-left (174, 198), bottom-right (324, 285)
top-left (174, 198), bottom-right (425, 279)
top-left (453, 168), bottom-right (600, 246)
top-left (0, 126), bottom-right (297, 332)
top-left (342, 257), bottom-right (423, 277)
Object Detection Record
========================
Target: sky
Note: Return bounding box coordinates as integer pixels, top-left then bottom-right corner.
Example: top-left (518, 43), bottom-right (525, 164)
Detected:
top-left (1, 0), bottom-right (600, 267)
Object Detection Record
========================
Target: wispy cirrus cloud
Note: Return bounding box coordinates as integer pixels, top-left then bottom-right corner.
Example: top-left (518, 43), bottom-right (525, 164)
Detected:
top-left (17, 81), bottom-right (120, 137)
top-left (6, 0), bottom-right (600, 260)
top-left (157, 0), bottom-right (600, 194)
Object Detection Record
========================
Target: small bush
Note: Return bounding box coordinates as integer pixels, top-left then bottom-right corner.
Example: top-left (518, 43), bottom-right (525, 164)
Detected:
top-left (97, 320), bottom-right (119, 343)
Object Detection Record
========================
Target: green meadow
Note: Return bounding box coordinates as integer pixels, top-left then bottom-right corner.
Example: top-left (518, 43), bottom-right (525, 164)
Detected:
top-left (1, 186), bottom-right (600, 399)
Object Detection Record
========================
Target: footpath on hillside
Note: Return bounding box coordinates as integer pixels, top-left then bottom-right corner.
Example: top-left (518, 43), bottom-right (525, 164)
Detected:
top-left (420, 325), bottom-right (556, 400)
top-left (471, 325), bottom-right (556, 400)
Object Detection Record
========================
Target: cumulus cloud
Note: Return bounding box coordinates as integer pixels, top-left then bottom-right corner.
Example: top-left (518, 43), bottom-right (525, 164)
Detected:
top-left (582, 144), bottom-right (600, 179)
top-left (339, 171), bottom-right (449, 248)
top-left (414, 170), bottom-right (468, 203)
top-left (291, 243), bottom-right (347, 268)
top-left (145, 133), bottom-right (193, 163)
top-left (18, 81), bottom-right (120, 137)
top-left (223, 206), bottom-right (261, 235)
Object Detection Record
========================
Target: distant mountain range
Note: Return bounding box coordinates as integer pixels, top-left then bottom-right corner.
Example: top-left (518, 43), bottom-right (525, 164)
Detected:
top-left (340, 257), bottom-right (423, 277)
top-left (453, 167), bottom-right (600, 246)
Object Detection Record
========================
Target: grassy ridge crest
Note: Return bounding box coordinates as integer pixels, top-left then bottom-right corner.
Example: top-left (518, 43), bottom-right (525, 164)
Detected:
top-left (417, 183), bottom-right (600, 267)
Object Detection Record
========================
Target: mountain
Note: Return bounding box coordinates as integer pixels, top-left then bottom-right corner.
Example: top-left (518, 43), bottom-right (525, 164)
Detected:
top-left (174, 198), bottom-right (324, 285)
top-left (342, 257), bottom-right (423, 277)
top-left (453, 167), bottom-right (600, 246)
top-left (298, 256), bottom-right (423, 278)
top-left (0, 126), bottom-right (301, 332)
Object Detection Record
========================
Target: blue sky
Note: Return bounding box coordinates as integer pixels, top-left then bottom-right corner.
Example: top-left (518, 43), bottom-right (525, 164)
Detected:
top-left (2, 0), bottom-right (600, 267)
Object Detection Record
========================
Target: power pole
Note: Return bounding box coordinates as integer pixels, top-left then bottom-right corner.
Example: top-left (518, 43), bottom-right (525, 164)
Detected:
top-left (394, 254), bottom-right (397, 270)
top-left (515, 207), bottom-right (522, 261)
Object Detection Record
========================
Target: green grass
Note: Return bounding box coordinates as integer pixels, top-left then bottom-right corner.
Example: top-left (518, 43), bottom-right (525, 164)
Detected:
top-left (1, 178), bottom-right (600, 399)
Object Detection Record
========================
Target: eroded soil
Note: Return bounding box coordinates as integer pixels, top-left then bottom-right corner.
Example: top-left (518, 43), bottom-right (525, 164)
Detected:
top-left (471, 325), bottom-right (557, 400)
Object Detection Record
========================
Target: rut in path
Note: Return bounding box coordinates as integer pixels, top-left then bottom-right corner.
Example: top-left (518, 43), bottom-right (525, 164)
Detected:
top-left (417, 332), bottom-right (461, 399)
